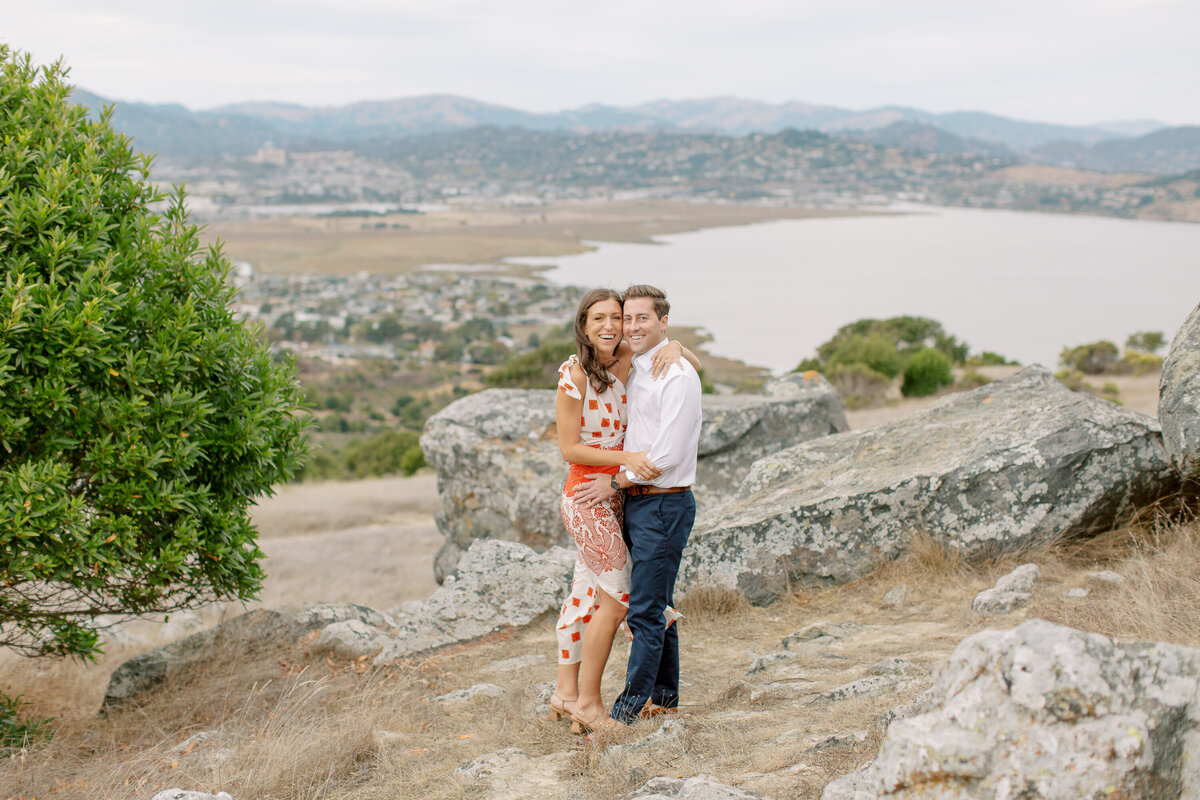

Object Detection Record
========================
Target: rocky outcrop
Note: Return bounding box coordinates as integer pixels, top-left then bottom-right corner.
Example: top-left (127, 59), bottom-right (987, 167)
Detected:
top-left (823, 618), bottom-right (1200, 798)
top-left (373, 539), bottom-right (574, 664)
top-left (681, 367), bottom-right (1177, 605)
top-left (1160, 302), bottom-right (1200, 480)
top-left (422, 373), bottom-right (846, 581)
top-left (103, 603), bottom-right (394, 707)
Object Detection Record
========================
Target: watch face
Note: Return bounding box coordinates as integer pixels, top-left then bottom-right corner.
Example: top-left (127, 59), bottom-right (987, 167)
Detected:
top-left (610, 476), bottom-right (621, 491)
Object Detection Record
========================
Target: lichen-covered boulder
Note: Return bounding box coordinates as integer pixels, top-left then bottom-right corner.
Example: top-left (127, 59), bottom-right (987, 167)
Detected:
top-left (422, 374), bottom-right (846, 581)
top-left (374, 539), bottom-right (574, 664)
top-left (104, 603), bottom-right (394, 707)
top-left (823, 619), bottom-right (1200, 798)
top-left (682, 367), bottom-right (1177, 605)
top-left (1160, 302), bottom-right (1200, 479)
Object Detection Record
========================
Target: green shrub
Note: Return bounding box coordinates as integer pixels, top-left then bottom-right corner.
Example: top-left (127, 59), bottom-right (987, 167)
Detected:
top-left (400, 445), bottom-right (427, 476)
top-left (486, 340), bottom-right (576, 389)
top-left (1059, 341), bottom-right (1119, 374)
top-left (818, 316), bottom-right (968, 366)
top-left (824, 333), bottom-right (904, 379)
top-left (966, 351), bottom-right (1017, 367)
top-left (1125, 331), bottom-right (1165, 354)
top-left (1100, 381), bottom-right (1121, 403)
top-left (901, 348), bottom-right (953, 397)
top-left (1112, 351), bottom-right (1163, 376)
top-left (0, 48), bottom-right (307, 659)
top-left (340, 431), bottom-right (422, 478)
top-left (1055, 368), bottom-right (1089, 392)
top-left (0, 692), bottom-right (53, 750)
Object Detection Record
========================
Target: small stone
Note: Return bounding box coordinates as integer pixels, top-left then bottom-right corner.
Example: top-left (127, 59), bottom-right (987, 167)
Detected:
top-left (1065, 587), bottom-right (1090, 599)
top-left (312, 620), bottom-right (391, 659)
top-left (881, 585), bottom-right (912, 607)
top-left (994, 563), bottom-right (1041, 593)
top-left (1086, 570), bottom-right (1125, 586)
top-left (151, 791), bottom-right (233, 800)
top-left (971, 588), bottom-right (1032, 614)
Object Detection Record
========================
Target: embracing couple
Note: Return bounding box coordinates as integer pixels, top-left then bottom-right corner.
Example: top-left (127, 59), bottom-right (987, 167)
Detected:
top-left (548, 284), bottom-right (704, 732)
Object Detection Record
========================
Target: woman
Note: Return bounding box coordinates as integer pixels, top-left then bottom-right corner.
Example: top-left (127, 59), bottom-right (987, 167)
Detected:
top-left (548, 288), bottom-right (700, 732)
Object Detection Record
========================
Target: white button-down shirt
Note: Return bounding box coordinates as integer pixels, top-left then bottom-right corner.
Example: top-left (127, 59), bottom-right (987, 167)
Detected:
top-left (622, 339), bottom-right (703, 488)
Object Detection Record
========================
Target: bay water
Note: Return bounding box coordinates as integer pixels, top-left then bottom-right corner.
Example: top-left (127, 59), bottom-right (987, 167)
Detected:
top-left (513, 205), bottom-right (1200, 374)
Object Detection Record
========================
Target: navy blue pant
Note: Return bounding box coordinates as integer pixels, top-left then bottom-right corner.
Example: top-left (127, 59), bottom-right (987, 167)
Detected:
top-left (610, 490), bottom-right (696, 724)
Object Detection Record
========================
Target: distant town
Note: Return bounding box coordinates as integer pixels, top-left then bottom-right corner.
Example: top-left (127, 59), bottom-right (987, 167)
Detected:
top-left (155, 127), bottom-right (1186, 225)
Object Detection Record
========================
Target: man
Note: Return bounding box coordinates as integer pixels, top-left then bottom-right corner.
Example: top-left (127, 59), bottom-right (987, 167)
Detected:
top-left (574, 284), bottom-right (703, 724)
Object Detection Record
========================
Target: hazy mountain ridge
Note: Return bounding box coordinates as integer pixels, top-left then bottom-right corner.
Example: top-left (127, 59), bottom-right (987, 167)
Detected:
top-left (72, 89), bottom-right (1196, 174)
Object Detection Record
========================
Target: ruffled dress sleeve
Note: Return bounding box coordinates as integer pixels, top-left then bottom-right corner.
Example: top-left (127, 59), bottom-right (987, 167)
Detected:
top-left (557, 355), bottom-right (582, 399)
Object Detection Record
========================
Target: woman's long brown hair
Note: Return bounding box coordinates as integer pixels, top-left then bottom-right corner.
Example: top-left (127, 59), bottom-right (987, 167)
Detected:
top-left (573, 288), bottom-right (623, 393)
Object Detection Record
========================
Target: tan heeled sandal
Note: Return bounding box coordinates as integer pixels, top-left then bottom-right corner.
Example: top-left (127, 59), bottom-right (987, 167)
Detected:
top-left (569, 708), bottom-right (621, 734)
top-left (548, 692), bottom-right (574, 723)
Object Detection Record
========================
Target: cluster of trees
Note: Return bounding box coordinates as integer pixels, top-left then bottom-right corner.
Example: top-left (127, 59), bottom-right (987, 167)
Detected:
top-left (1059, 331), bottom-right (1165, 376)
top-left (795, 316), bottom-right (990, 406)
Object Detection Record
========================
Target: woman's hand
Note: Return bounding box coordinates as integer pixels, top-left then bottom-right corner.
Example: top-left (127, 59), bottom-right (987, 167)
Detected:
top-left (651, 339), bottom-right (685, 378)
top-left (622, 450), bottom-right (662, 481)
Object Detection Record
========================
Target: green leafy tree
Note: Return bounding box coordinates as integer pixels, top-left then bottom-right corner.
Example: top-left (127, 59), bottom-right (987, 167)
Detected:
top-left (1125, 331), bottom-right (1165, 355)
top-left (0, 48), bottom-right (306, 659)
top-left (1059, 341), bottom-right (1119, 375)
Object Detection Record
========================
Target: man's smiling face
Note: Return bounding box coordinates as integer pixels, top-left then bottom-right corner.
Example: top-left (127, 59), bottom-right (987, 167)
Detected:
top-left (623, 297), bottom-right (668, 355)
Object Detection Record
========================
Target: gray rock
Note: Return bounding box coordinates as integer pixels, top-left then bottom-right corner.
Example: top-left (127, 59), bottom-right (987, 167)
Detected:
top-left (993, 562), bottom-right (1040, 592)
top-left (104, 603), bottom-right (393, 707)
top-left (151, 792), bottom-right (233, 800)
top-left (374, 540), bottom-right (574, 664)
top-left (312, 620), bottom-right (392, 659)
top-left (1065, 586), bottom-right (1091, 599)
top-left (970, 587), bottom-right (1031, 614)
top-left (421, 378), bottom-right (846, 581)
top-left (681, 367), bottom-right (1176, 605)
top-left (820, 767), bottom-right (876, 800)
top-left (434, 683), bottom-right (505, 703)
top-left (623, 774), bottom-right (774, 799)
top-left (1160, 302), bottom-right (1200, 479)
top-left (830, 618), bottom-right (1200, 798)
top-left (1087, 569), bottom-right (1126, 586)
top-left (879, 585), bottom-right (911, 608)
top-left (972, 563), bottom-right (1042, 614)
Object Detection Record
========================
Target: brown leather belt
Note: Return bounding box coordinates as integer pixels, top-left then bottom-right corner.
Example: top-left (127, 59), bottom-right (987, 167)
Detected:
top-left (626, 485), bottom-right (690, 497)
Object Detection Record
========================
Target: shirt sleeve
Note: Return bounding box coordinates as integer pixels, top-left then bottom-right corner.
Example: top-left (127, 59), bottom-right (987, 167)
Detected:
top-left (625, 366), bottom-right (702, 484)
top-left (557, 356), bottom-right (581, 399)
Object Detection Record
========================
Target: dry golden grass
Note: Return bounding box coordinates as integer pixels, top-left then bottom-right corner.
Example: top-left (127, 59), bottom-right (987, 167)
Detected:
top-left (9, 481), bottom-right (1200, 799)
top-left (201, 201), bottom-right (883, 276)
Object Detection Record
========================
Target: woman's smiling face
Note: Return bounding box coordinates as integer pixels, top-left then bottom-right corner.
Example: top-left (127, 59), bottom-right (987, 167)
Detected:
top-left (585, 298), bottom-right (623, 354)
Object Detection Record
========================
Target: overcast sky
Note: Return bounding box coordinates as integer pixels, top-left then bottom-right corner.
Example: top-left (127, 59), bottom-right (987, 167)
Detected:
top-left (6, 0), bottom-right (1199, 126)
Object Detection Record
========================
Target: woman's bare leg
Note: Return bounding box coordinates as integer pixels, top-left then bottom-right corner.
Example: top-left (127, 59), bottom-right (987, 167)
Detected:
top-left (554, 663), bottom-right (580, 704)
top-left (573, 588), bottom-right (626, 722)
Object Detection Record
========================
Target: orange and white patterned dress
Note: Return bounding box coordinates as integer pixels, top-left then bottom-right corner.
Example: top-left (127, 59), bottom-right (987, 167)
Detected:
top-left (555, 355), bottom-right (631, 664)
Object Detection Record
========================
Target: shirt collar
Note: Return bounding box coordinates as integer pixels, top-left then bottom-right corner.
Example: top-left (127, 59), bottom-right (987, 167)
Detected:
top-left (633, 338), bottom-right (669, 372)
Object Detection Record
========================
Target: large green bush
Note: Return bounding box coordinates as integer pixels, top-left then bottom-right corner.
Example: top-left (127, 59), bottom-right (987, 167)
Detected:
top-left (1059, 340), bottom-right (1119, 375)
top-left (900, 348), bottom-right (953, 397)
top-left (0, 49), bottom-right (306, 659)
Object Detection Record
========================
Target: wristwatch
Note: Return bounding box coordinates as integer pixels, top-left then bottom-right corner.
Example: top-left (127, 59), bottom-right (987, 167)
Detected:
top-left (610, 476), bottom-right (621, 491)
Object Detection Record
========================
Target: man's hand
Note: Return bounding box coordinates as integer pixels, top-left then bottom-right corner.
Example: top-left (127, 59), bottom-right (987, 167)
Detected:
top-left (572, 472), bottom-right (619, 509)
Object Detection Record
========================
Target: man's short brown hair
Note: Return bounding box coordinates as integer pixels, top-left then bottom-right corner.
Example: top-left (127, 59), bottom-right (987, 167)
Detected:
top-left (624, 284), bottom-right (670, 319)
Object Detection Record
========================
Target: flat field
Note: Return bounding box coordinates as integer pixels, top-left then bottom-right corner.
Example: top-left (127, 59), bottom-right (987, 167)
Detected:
top-left (200, 201), bottom-right (881, 275)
